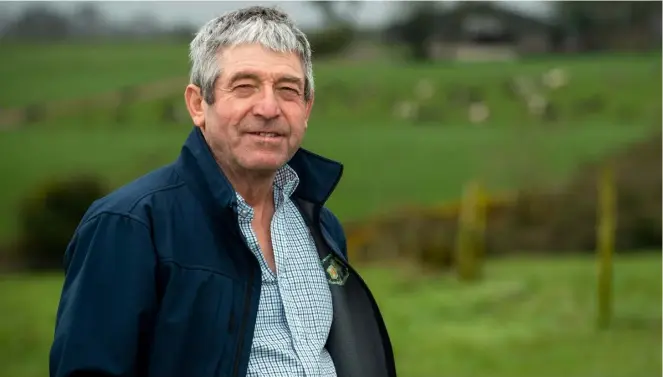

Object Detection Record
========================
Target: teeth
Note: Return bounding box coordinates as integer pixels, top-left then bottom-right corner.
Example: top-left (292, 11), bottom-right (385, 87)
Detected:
top-left (257, 133), bottom-right (277, 137)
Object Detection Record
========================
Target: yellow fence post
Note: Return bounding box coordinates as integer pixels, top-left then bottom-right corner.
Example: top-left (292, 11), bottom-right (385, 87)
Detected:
top-left (475, 183), bottom-right (488, 268)
top-left (455, 180), bottom-right (486, 282)
top-left (597, 164), bottom-right (616, 329)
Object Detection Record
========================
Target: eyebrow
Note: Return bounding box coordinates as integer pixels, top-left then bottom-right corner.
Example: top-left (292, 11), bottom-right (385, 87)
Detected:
top-left (228, 72), bottom-right (261, 84)
top-left (277, 75), bottom-right (304, 87)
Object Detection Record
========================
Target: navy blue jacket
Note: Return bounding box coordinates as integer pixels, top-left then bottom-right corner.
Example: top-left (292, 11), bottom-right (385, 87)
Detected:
top-left (50, 127), bottom-right (396, 377)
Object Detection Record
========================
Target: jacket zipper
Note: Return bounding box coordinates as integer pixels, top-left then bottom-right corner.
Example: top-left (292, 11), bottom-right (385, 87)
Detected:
top-left (232, 265), bottom-right (254, 377)
top-left (319, 224), bottom-right (398, 377)
top-left (339, 261), bottom-right (397, 377)
top-left (231, 218), bottom-right (257, 377)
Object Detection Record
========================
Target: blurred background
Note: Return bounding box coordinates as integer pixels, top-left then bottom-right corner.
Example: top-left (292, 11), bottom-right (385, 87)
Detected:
top-left (0, 1), bottom-right (661, 376)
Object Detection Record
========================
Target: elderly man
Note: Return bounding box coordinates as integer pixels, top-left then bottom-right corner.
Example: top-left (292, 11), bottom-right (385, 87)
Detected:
top-left (49, 6), bottom-right (396, 377)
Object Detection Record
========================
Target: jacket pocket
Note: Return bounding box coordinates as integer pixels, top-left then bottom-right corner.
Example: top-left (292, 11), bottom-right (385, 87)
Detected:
top-left (149, 263), bottom-right (236, 377)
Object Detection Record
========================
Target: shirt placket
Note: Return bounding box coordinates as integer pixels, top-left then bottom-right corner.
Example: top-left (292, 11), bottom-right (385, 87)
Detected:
top-left (273, 191), bottom-right (313, 374)
top-left (237, 202), bottom-right (270, 279)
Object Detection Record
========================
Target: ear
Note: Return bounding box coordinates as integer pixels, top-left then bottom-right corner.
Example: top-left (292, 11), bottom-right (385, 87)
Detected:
top-left (304, 91), bottom-right (315, 125)
top-left (184, 84), bottom-right (206, 129)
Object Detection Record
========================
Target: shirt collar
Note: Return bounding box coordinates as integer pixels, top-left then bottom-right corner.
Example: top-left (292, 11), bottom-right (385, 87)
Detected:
top-left (235, 164), bottom-right (300, 220)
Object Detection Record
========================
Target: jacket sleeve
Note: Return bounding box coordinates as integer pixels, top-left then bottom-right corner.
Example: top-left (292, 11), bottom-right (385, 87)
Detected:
top-left (50, 212), bottom-right (158, 377)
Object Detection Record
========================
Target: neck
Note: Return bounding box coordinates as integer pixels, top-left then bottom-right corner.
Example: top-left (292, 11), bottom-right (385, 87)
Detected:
top-left (218, 161), bottom-right (275, 214)
top-left (231, 172), bottom-right (274, 208)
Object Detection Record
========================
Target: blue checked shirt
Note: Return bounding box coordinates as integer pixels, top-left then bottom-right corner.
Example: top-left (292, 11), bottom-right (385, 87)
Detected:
top-left (235, 164), bottom-right (337, 377)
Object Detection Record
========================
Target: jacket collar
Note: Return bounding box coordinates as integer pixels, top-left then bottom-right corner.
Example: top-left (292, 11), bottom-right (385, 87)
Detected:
top-left (174, 126), bottom-right (343, 214)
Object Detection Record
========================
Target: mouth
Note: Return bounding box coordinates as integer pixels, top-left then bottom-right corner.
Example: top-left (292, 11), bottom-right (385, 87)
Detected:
top-left (247, 132), bottom-right (283, 138)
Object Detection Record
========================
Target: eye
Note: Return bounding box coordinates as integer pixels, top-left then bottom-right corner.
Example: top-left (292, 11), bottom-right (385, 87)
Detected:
top-left (234, 84), bottom-right (255, 90)
top-left (278, 87), bottom-right (301, 99)
top-left (233, 84), bottom-right (257, 97)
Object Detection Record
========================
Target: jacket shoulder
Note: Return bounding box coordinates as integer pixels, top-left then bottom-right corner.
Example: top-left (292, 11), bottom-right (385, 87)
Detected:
top-left (82, 163), bottom-right (185, 226)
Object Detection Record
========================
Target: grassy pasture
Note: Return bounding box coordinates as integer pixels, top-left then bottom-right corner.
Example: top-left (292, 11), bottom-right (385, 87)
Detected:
top-left (1, 42), bottom-right (660, 126)
top-left (0, 254), bottom-right (659, 377)
top-left (310, 53), bottom-right (662, 126)
top-left (0, 42), bottom-right (189, 107)
top-left (0, 122), bottom-right (657, 245)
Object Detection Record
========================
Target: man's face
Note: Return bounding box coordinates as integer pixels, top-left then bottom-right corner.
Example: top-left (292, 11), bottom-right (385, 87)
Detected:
top-left (194, 44), bottom-right (312, 175)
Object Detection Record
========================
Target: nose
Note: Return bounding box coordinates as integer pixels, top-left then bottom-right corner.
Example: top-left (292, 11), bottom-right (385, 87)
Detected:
top-left (252, 86), bottom-right (281, 120)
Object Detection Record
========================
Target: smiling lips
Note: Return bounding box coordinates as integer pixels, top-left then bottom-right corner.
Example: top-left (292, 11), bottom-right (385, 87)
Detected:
top-left (246, 132), bottom-right (285, 144)
top-left (248, 132), bottom-right (281, 138)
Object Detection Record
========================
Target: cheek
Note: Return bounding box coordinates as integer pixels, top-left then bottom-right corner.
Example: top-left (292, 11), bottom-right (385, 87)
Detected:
top-left (283, 104), bottom-right (309, 134)
top-left (291, 124), bottom-right (306, 138)
top-left (208, 103), bottom-right (244, 136)
top-left (287, 129), bottom-right (306, 152)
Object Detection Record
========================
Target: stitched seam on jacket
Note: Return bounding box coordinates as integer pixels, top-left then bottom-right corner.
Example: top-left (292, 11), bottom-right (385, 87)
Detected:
top-left (159, 258), bottom-right (239, 280)
top-left (127, 182), bottom-right (187, 212)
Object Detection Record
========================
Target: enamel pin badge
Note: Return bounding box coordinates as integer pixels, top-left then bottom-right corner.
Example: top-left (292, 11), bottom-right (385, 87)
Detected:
top-left (321, 254), bottom-right (349, 286)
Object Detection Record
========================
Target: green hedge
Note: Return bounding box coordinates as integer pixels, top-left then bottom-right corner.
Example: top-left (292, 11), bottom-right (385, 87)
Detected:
top-left (17, 174), bottom-right (107, 270)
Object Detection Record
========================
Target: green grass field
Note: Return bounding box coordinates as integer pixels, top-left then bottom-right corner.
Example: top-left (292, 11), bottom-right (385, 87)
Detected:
top-left (2, 42), bottom-right (660, 128)
top-left (0, 42), bottom-right (189, 107)
top-left (0, 122), bottom-right (657, 244)
top-left (1, 254), bottom-right (660, 377)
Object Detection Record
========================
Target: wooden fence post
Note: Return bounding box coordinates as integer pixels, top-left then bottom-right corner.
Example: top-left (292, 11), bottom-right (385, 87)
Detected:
top-left (455, 180), bottom-right (486, 282)
top-left (597, 164), bottom-right (616, 329)
top-left (475, 184), bottom-right (488, 267)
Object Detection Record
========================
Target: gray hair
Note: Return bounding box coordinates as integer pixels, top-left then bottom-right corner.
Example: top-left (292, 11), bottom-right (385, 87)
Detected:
top-left (189, 6), bottom-right (314, 104)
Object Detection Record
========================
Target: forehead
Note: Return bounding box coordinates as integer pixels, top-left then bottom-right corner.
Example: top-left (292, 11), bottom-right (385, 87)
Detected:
top-left (218, 44), bottom-right (304, 81)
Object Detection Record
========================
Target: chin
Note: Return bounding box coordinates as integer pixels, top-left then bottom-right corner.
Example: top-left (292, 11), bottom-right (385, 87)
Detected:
top-left (241, 155), bottom-right (289, 172)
